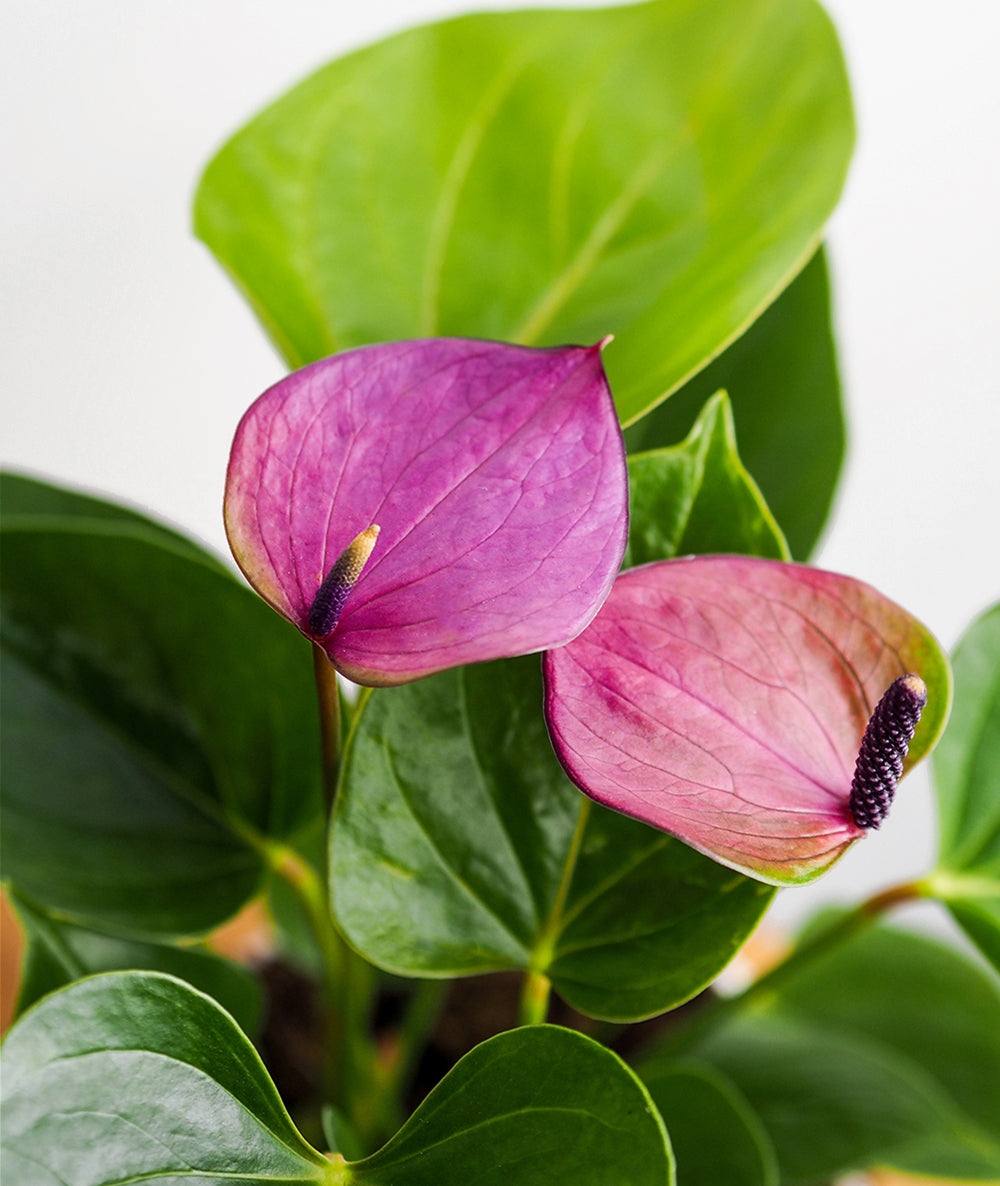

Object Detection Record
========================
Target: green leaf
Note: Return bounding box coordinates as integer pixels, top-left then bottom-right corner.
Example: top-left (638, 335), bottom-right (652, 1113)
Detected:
top-left (0, 971), bottom-right (333, 1185)
top-left (624, 247), bottom-right (842, 558)
top-left (624, 390), bottom-right (789, 569)
top-left (686, 1016), bottom-right (964, 1184)
top-left (8, 890), bottom-right (262, 1037)
top-left (639, 1061), bottom-right (778, 1186)
top-left (930, 603), bottom-right (1000, 969)
top-left (687, 921), bottom-right (1000, 1182)
top-left (1, 479), bottom-right (323, 936)
top-left (330, 655), bottom-right (773, 1021)
top-left (194, 0), bottom-right (853, 429)
top-left (0, 469), bottom-right (227, 571)
top-left (348, 1025), bottom-right (674, 1185)
top-left (767, 920), bottom-right (1000, 1181)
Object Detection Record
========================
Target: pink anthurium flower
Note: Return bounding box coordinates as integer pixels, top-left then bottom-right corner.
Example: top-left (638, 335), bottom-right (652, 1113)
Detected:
top-left (225, 338), bottom-right (628, 686)
top-left (542, 555), bottom-right (951, 886)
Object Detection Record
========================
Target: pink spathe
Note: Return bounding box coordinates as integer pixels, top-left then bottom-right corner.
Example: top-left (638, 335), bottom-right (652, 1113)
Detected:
top-left (543, 555), bottom-right (950, 886)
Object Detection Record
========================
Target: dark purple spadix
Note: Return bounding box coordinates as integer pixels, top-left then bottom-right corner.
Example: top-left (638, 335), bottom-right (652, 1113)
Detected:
top-left (848, 673), bottom-right (928, 830)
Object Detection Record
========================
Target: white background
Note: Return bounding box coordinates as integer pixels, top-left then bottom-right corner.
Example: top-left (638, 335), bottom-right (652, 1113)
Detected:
top-left (3, 1), bottom-right (998, 934)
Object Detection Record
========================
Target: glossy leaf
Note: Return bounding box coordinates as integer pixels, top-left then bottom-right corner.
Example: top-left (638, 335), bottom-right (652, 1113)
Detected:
top-left (1, 478), bottom-right (322, 935)
top-left (195, 0), bottom-right (853, 427)
top-left (347, 1025), bottom-right (674, 1185)
top-left (930, 603), bottom-right (1000, 969)
top-left (331, 655), bottom-right (773, 1020)
top-left (0, 972), bottom-right (332, 1185)
top-left (544, 556), bottom-right (951, 885)
top-left (624, 390), bottom-right (788, 569)
top-left (225, 339), bottom-right (627, 686)
top-left (9, 890), bottom-right (262, 1037)
top-left (640, 1061), bottom-right (778, 1186)
top-left (624, 248), bottom-right (842, 558)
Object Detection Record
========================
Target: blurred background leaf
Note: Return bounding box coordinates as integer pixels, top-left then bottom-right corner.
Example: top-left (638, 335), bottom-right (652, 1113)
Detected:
top-left (671, 920), bottom-right (1000, 1182)
top-left (930, 602), bottom-right (1000, 970)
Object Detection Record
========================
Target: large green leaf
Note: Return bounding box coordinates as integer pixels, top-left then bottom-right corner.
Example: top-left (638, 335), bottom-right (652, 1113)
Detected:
top-left (1, 476), bottom-right (323, 936)
top-left (623, 248), bottom-right (842, 558)
top-left (8, 889), bottom-right (262, 1037)
top-left (624, 390), bottom-right (789, 569)
top-left (330, 655), bottom-right (773, 1021)
top-left (685, 921), bottom-right (1000, 1182)
top-left (930, 603), bottom-right (1000, 970)
top-left (0, 972), bottom-right (333, 1185)
top-left (348, 1025), bottom-right (674, 1185)
top-left (639, 1061), bottom-right (778, 1186)
top-left (194, 0), bottom-right (853, 429)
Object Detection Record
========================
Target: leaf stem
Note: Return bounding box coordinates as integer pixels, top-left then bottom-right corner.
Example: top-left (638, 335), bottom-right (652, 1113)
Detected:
top-left (520, 969), bottom-right (552, 1026)
top-left (665, 879), bottom-right (929, 1056)
top-left (519, 797), bottom-right (592, 1025)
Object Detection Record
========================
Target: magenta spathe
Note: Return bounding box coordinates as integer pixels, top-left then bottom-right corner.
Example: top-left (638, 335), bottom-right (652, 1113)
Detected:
top-left (225, 337), bottom-right (629, 686)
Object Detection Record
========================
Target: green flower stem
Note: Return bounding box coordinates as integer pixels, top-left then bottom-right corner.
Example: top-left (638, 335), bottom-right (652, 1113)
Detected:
top-left (313, 644), bottom-right (342, 811)
top-left (665, 879), bottom-right (929, 1056)
top-left (306, 647), bottom-right (389, 1152)
top-left (921, 870), bottom-right (1000, 902)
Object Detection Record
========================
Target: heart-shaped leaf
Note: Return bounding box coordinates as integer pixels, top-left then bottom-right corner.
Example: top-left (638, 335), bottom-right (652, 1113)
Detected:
top-left (331, 655), bottom-right (773, 1020)
top-left (625, 390), bottom-right (788, 569)
top-left (8, 889), bottom-right (262, 1037)
top-left (347, 1025), bottom-right (674, 1186)
top-left (1, 474), bottom-right (322, 935)
top-left (225, 339), bottom-right (627, 686)
top-left (624, 248), bottom-right (842, 559)
top-left (544, 556), bottom-right (951, 885)
top-left (0, 972), bottom-right (332, 1185)
top-left (929, 603), bottom-right (1000, 970)
top-left (194, 0), bottom-right (853, 427)
top-left (1, 975), bottom-right (673, 1186)
top-left (639, 1061), bottom-right (778, 1186)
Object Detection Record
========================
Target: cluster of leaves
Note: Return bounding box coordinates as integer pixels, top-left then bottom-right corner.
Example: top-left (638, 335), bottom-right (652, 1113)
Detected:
top-left (2, 1), bottom-right (998, 1184)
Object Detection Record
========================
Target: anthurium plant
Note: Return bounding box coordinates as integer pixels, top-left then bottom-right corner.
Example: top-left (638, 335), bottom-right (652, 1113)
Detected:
top-left (2, 2), bottom-right (998, 1184)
